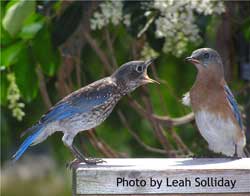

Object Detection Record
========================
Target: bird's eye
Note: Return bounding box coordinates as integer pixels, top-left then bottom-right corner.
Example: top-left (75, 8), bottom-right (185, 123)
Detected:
top-left (136, 65), bottom-right (143, 73)
top-left (204, 53), bottom-right (209, 59)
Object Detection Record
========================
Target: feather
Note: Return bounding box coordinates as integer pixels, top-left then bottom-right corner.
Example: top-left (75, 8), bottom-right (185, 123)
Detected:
top-left (21, 78), bottom-right (115, 137)
top-left (40, 80), bottom-right (114, 124)
top-left (224, 85), bottom-right (243, 129)
top-left (12, 125), bottom-right (44, 161)
top-left (182, 92), bottom-right (191, 106)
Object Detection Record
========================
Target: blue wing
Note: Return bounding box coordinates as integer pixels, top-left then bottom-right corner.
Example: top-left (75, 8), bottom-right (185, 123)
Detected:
top-left (21, 78), bottom-right (115, 138)
top-left (40, 80), bottom-right (114, 124)
top-left (224, 85), bottom-right (243, 129)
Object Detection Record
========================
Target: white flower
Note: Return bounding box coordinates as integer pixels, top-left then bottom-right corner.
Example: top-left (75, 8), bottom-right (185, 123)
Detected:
top-left (90, 1), bottom-right (130, 30)
top-left (123, 14), bottom-right (131, 27)
top-left (141, 43), bottom-right (159, 60)
top-left (154, 0), bottom-right (224, 56)
top-left (90, 0), bottom-right (225, 57)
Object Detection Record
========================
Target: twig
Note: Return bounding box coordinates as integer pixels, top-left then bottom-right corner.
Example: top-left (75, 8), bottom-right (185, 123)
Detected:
top-left (142, 95), bottom-right (174, 156)
top-left (83, 31), bottom-right (113, 73)
top-left (104, 28), bottom-right (118, 68)
top-left (127, 97), bottom-right (195, 127)
top-left (153, 112), bottom-right (195, 126)
top-left (167, 126), bottom-right (192, 155)
top-left (36, 66), bottom-right (52, 109)
top-left (75, 57), bottom-right (82, 88)
top-left (86, 129), bottom-right (121, 158)
top-left (137, 15), bottom-right (155, 38)
top-left (150, 63), bottom-right (168, 114)
top-left (117, 110), bottom-right (167, 154)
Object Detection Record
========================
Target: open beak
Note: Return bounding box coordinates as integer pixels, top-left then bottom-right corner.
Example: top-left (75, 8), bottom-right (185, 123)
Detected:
top-left (185, 56), bottom-right (200, 65)
top-left (145, 58), bottom-right (157, 67)
top-left (142, 58), bottom-right (160, 84)
top-left (142, 74), bottom-right (160, 84)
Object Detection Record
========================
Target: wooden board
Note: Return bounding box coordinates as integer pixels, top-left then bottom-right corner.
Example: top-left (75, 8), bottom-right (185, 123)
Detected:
top-left (73, 158), bottom-right (250, 195)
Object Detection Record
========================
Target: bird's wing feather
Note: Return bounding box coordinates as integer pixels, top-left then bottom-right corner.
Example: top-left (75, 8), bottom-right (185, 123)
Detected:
top-left (21, 78), bottom-right (116, 137)
top-left (40, 79), bottom-right (114, 124)
top-left (224, 85), bottom-right (243, 129)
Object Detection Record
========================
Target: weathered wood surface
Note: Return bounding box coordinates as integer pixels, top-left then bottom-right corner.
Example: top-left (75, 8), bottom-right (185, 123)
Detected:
top-left (73, 158), bottom-right (250, 195)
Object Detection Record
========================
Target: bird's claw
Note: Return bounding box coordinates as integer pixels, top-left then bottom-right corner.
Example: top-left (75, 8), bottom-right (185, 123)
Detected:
top-left (232, 153), bottom-right (240, 159)
top-left (188, 154), bottom-right (200, 158)
top-left (84, 158), bottom-right (106, 165)
top-left (66, 159), bottom-right (82, 170)
top-left (66, 158), bottom-right (106, 169)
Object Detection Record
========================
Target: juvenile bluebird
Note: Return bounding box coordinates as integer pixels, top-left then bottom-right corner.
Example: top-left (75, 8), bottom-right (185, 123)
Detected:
top-left (12, 59), bottom-right (158, 164)
top-left (183, 48), bottom-right (246, 157)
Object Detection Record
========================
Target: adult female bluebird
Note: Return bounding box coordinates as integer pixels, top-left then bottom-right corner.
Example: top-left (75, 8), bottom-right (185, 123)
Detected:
top-left (12, 59), bottom-right (158, 164)
top-left (183, 48), bottom-right (246, 157)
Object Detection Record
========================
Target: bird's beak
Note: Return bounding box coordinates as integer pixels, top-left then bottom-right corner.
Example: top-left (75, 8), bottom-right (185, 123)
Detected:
top-left (145, 58), bottom-right (157, 67)
top-left (142, 58), bottom-right (160, 84)
top-left (185, 56), bottom-right (200, 65)
top-left (142, 74), bottom-right (160, 84)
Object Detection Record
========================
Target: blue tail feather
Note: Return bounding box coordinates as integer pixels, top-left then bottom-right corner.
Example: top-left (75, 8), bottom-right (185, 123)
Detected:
top-left (12, 126), bottom-right (44, 161)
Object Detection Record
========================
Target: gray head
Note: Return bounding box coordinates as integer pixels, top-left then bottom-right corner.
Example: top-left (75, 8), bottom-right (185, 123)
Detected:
top-left (185, 48), bottom-right (224, 77)
top-left (112, 59), bottom-right (159, 93)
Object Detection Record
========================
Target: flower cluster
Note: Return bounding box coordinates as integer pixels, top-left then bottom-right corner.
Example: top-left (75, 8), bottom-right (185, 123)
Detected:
top-left (90, 1), bottom-right (130, 30)
top-left (90, 0), bottom-right (225, 57)
top-left (140, 43), bottom-right (159, 60)
top-left (7, 73), bottom-right (25, 121)
top-left (189, 0), bottom-right (225, 15)
top-left (154, 0), bottom-right (225, 56)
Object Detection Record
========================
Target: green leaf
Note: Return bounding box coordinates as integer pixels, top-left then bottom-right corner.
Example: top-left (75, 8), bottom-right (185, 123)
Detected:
top-left (33, 26), bottom-right (60, 76)
top-left (19, 22), bottom-right (44, 40)
top-left (2, 0), bottom-right (35, 37)
top-left (13, 47), bottom-right (38, 102)
top-left (0, 25), bottom-right (14, 46)
top-left (0, 41), bottom-right (24, 68)
top-left (1, 2), bottom-right (6, 20)
top-left (243, 25), bottom-right (250, 41)
top-left (0, 72), bottom-right (8, 106)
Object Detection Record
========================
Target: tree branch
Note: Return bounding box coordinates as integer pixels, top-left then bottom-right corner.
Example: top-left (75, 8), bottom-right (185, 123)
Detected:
top-left (86, 129), bottom-right (121, 158)
top-left (127, 97), bottom-right (195, 127)
top-left (83, 31), bottom-right (113, 73)
top-left (104, 28), bottom-right (118, 68)
top-left (36, 66), bottom-right (52, 109)
top-left (142, 95), bottom-right (174, 156)
top-left (117, 110), bottom-right (167, 154)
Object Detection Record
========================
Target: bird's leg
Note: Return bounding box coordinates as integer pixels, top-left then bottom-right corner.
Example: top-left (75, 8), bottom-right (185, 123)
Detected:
top-left (63, 134), bottom-right (84, 168)
top-left (66, 145), bottom-right (90, 169)
top-left (65, 144), bottom-right (86, 169)
top-left (70, 144), bottom-right (86, 161)
top-left (72, 144), bottom-right (105, 164)
top-left (66, 145), bottom-right (96, 169)
top-left (62, 133), bottom-right (104, 167)
top-left (233, 144), bottom-right (239, 159)
top-left (66, 158), bottom-right (81, 170)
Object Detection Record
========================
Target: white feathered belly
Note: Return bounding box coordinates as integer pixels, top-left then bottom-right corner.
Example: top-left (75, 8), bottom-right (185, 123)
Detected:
top-left (195, 110), bottom-right (242, 156)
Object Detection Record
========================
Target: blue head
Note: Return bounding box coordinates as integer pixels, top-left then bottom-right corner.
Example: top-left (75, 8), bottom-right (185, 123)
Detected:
top-left (112, 59), bottom-right (159, 93)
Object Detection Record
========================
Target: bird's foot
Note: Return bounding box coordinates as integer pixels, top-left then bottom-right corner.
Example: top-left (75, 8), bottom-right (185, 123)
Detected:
top-left (66, 158), bottom-right (106, 169)
top-left (188, 154), bottom-right (206, 158)
top-left (232, 145), bottom-right (241, 159)
top-left (66, 159), bottom-right (82, 170)
top-left (83, 157), bottom-right (106, 165)
top-left (232, 153), bottom-right (241, 160)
